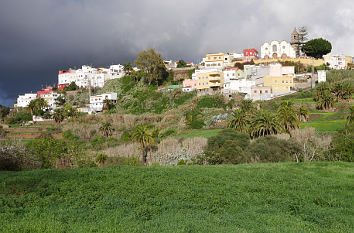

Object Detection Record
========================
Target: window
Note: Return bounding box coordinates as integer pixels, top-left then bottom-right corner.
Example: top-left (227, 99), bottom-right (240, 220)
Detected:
top-left (265, 90), bottom-right (268, 93)
top-left (282, 46), bottom-right (285, 49)
top-left (282, 80), bottom-right (284, 83)
top-left (272, 44), bottom-right (277, 52)
top-left (254, 91), bottom-right (257, 93)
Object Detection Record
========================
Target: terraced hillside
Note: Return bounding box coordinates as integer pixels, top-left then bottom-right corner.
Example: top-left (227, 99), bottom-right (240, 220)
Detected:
top-left (2, 121), bottom-right (62, 142)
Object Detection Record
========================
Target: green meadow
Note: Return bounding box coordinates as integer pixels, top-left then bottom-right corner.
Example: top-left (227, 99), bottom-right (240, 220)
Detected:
top-left (1, 162), bottom-right (353, 233)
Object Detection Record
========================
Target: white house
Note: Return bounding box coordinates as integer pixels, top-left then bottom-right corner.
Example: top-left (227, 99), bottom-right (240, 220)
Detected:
top-left (323, 55), bottom-right (346, 70)
top-left (261, 41), bottom-right (296, 59)
top-left (246, 86), bottom-right (273, 101)
top-left (108, 64), bottom-right (124, 79)
top-left (269, 63), bottom-right (295, 77)
top-left (223, 79), bottom-right (256, 95)
top-left (16, 93), bottom-right (37, 108)
top-left (90, 93), bottom-right (117, 112)
top-left (317, 70), bottom-right (327, 83)
top-left (40, 92), bottom-right (62, 110)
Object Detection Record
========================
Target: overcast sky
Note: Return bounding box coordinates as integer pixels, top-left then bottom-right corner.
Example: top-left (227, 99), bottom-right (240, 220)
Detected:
top-left (1, 0), bottom-right (353, 106)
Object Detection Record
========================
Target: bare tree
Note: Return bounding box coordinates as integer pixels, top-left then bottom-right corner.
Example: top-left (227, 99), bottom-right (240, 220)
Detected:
top-left (290, 128), bottom-right (331, 162)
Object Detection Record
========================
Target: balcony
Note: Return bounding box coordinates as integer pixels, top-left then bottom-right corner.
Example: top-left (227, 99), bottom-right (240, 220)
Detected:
top-left (208, 75), bottom-right (221, 82)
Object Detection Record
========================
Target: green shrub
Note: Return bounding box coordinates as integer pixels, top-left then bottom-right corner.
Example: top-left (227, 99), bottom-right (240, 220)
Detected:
top-left (330, 124), bottom-right (354, 162)
top-left (26, 136), bottom-right (67, 168)
top-left (177, 159), bottom-right (186, 166)
top-left (207, 129), bottom-right (250, 150)
top-left (90, 135), bottom-right (106, 149)
top-left (197, 95), bottom-right (224, 109)
top-left (0, 126), bottom-right (6, 138)
top-left (205, 129), bottom-right (250, 164)
top-left (89, 129), bottom-right (97, 138)
top-left (185, 108), bottom-right (205, 129)
top-left (161, 129), bottom-right (176, 138)
top-left (246, 136), bottom-right (301, 163)
top-left (120, 130), bottom-right (131, 142)
top-left (5, 109), bottom-right (32, 124)
top-left (62, 130), bottom-right (80, 141)
top-left (192, 151), bottom-right (223, 165)
top-left (125, 157), bottom-right (141, 166)
top-left (95, 154), bottom-right (108, 165)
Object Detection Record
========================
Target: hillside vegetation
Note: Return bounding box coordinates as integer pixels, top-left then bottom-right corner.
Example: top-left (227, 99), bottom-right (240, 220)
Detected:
top-left (1, 162), bottom-right (353, 232)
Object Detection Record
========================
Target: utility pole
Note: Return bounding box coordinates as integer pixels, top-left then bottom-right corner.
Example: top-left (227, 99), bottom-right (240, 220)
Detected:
top-left (311, 60), bottom-right (315, 89)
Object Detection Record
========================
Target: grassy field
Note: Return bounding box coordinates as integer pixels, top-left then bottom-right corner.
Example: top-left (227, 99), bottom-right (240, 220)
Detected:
top-left (176, 129), bottom-right (223, 138)
top-left (0, 162), bottom-right (353, 232)
top-left (301, 111), bottom-right (347, 132)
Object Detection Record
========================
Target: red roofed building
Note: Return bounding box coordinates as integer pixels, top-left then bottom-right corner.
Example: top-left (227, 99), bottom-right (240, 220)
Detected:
top-left (37, 86), bottom-right (53, 98)
top-left (243, 49), bottom-right (259, 62)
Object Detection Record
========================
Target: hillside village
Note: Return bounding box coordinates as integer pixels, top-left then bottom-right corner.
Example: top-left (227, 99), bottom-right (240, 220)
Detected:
top-left (0, 28), bottom-right (353, 169)
top-left (13, 28), bottom-right (353, 115)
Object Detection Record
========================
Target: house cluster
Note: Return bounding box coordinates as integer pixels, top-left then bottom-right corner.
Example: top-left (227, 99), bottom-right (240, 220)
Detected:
top-left (180, 28), bottom-right (353, 100)
top-left (15, 86), bottom-right (63, 110)
top-left (182, 55), bottom-right (296, 101)
top-left (14, 28), bottom-right (353, 113)
top-left (14, 64), bottom-right (125, 112)
top-left (57, 64), bottom-right (125, 90)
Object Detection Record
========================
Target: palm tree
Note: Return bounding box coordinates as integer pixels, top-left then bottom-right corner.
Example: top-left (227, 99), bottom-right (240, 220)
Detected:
top-left (249, 110), bottom-right (281, 138)
top-left (346, 106), bottom-right (354, 126)
top-left (314, 82), bottom-right (330, 101)
top-left (316, 90), bottom-right (334, 110)
top-left (103, 99), bottom-right (115, 111)
top-left (227, 109), bottom-right (248, 133)
top-left (331, 83), bottom-right (345, 100)
top-left (342, 81), bottom-right (353, 100)
top-left (99, 121), bottom-right (114, 137)
top-left (297, 105), bottom-right (310, 122)
top-left (28, 98), bottom-right (48, 116)
top-left (95, 154), bottom-right (108, 167)
top-left (124, 62), bottom-right (133, 76)
top-left (132, 125), bottom-right (155, 165)
top-left (277, 101), bottom-right (299, 133)
top-left (239, 99), bottom-right (255, 114)
top-left (53, 109), bottom-right (65, 124)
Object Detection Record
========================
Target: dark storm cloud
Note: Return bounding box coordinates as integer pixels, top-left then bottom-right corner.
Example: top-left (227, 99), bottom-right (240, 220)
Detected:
top-left (1, 0), bottom-right (353, 106)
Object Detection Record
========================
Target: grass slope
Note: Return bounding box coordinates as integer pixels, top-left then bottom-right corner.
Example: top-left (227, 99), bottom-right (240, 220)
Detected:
top-left (1, 162), bottom-right (353, 233)
top-left (176, 129), bottom-right (223, 138)
top-left (301, 111), bottom-right (347, 132)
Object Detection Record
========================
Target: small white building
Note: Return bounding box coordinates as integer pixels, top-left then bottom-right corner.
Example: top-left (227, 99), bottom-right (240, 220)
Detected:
top-left (41, 92), bottom-right (62, 110)
top-left (90, 93), bottom-right (117, 112)
top-left (269, 63), bottom-right (295, 77)
top-left (261, 41), bottom-right (296, 59)
top-left (16, 93), bottom-right (37, 108)
top-left (317, 70), bottom-right (327, 83)
top-left (108, 64), bottom-right (124, 79)
top-left (323, 55), bottom-right (346, 70)
top-left (223, 79), bottom-right (256, 95)
top-left (246, 86), bottom-right (273, 101)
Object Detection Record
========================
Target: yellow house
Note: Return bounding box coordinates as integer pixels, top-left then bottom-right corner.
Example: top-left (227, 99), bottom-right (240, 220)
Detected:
top-left (204, 53), bottom-right (225, 69)
top-left (345, 56), bottom-right (353, 69)
top-left (195, 70), bottom-right (223, 91)
top-left (264, 75), bottom-right (294, 93)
